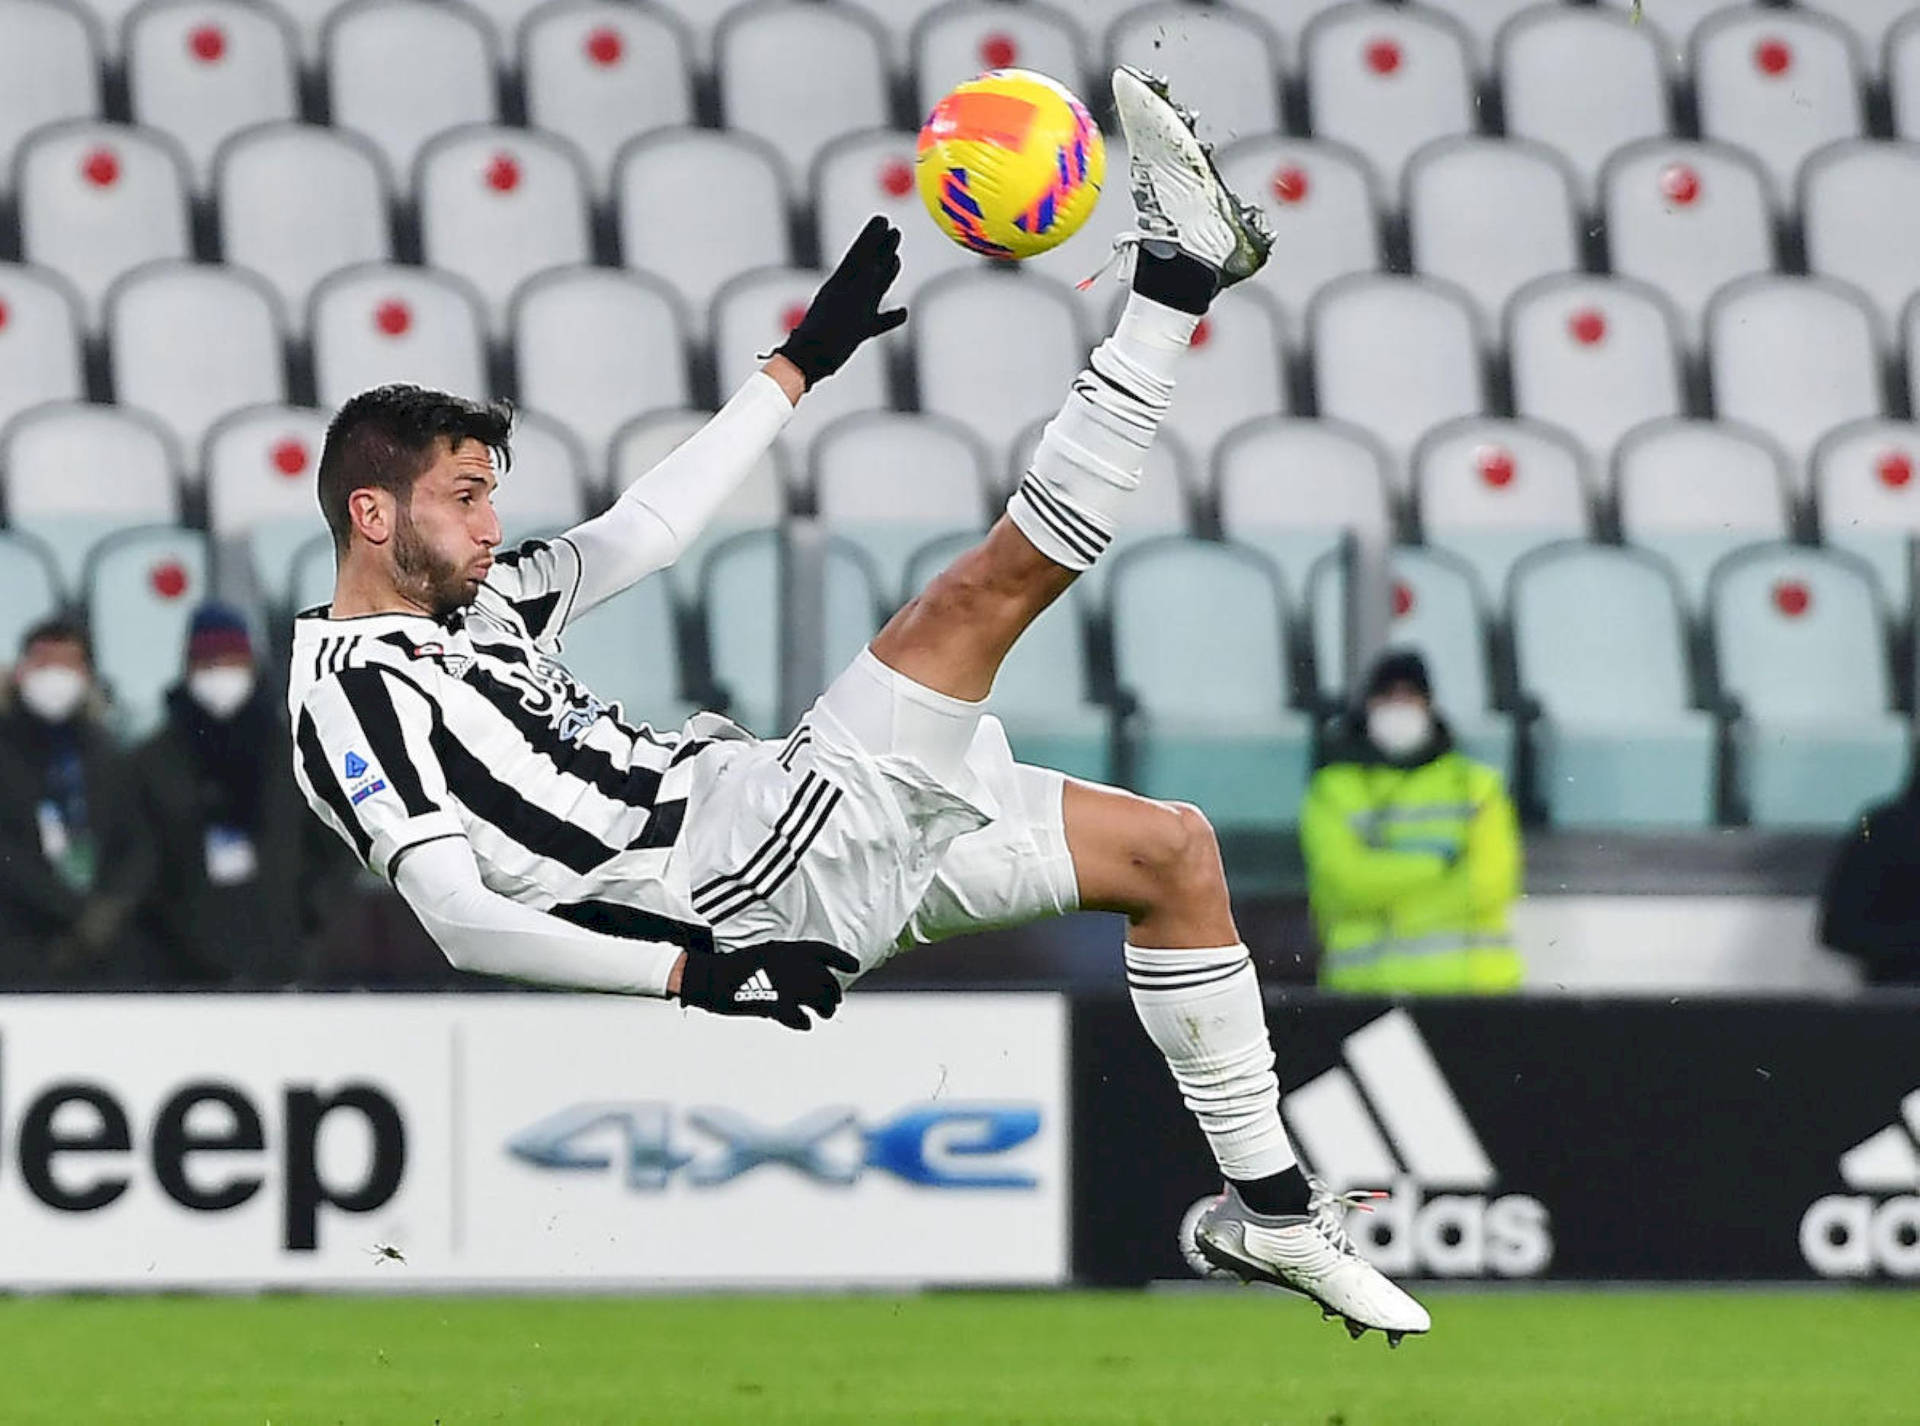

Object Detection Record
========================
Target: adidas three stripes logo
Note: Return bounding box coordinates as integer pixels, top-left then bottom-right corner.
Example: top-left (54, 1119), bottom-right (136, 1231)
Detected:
top-left (693, 770), bottom-right (843, 925)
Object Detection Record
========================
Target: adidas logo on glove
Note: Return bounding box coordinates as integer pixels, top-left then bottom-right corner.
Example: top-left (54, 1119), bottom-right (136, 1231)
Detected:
top-left (733, 969), bottom-right (779, 1004)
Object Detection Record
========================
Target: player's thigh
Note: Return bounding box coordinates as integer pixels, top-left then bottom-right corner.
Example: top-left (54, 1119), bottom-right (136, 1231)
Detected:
top-left (901, 760), bottom-right (1078, 946)
top-left (1062, 778), bottom-right (1227, 919)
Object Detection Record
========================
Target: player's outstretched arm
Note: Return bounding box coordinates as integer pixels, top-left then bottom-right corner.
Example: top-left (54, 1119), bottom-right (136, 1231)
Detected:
top-left (556, 216), bottom-right (909, 622)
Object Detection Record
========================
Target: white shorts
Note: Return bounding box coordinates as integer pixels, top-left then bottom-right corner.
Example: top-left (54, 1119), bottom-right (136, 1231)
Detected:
top-left (676, 650), bottom-right (1081, 977)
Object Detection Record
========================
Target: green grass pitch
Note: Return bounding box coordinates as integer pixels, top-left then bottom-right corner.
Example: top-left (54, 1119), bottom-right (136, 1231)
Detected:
top-left (1, 1289), bottom-right (1913, 1424)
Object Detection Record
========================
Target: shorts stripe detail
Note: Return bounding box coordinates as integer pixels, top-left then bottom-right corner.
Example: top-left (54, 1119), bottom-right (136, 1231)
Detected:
top-left (691, 772), bottom-right (844, 923)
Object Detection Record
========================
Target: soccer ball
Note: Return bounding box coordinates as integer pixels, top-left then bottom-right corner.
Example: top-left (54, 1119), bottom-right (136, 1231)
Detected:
top-left (915, 69), bottom-right (1105, 260)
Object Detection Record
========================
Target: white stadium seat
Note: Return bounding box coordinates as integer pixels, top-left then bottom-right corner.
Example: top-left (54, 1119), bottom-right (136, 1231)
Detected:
top-left (648, 0), bottom-right (739, 66)
top-left (522, 0), bottom-right (694, 196)
top-left (1500, 6), bottom-right (1670, 203)
top-left (68, 0), bottom-right (144, 58)
top-left (3, 403), bottom-right (180, 589)
top-left (616, 127), bottom-right (790, 339)
top-left (1708, 276), bottom-right (1883, 482)
top-left (1309, 273), bottom-right (1484, 489)
top-left (1595, 0), bottom-right (1739, 61)
top-left (610, 407), bottom-right (789, 595)
top-left (1507, 274), bottom-right (1684, 470)
top-left (458, 0), bottom-right (547, 50)
top-left (1405, 138), bottom-right (1579, 327)
top-left (1802, 141), bottom-right (1920, 327)
top-left (841, 0), bottom-right (959, 63)
top-left (1795, 1), bottom-right (1912, 79)
top-left (812, 411), bottom-right (992, 594)
top-left (1214, 416), bottom-right (1392, 606)
top-left (108, 260), bottom-right (286, 457)
top-left (513, 267), bottom-right (690, 474)
top-left (1049, 0), bottom-right (1171, 45)
top-left (1415, 417), bottom-right (1591, 599)
top-left (204, 404), bottom-right (332, 603)
top-left (1602, 138), bottom-right (1772, 347)
top-left (815, 129), bottom-right (975, 303)
top-left (0, 0), bottom-right (101, 188)
top-left (1108, 3), bottom-right (1282, 146)
top-left (1694, 9), bottom-right (1863, 205)
top-left (1429, 0), bottom-right (1537, 73)
top-left (271, 0), bottom-right (355, 63)
top-left (0, 264), bottom-right (85, 436)
top-left (326, 0), bottom-right (497, 185)
top-left (17, 122), bottom-right (190, 326)
top-left (912, 0), bottom-right (1090, 119)
top-left (1304, 3), bottom-right (1475, 190)
top-left (216, 123), bottom-right (392, 325)
top-left (87, 526), bottom-right (210, 738)
top-left (1617, 418), bottom-right (1791, 612)
top-left (310, 263), bottom-right (488, 407)
top-left (1149, 284), bottom-right (1289, 464)
top-left (126, 0), bottom-right (297, 190)
top-left (1214, 135), bottom-right (1380, 328)
top-left (1895, 15), bottom-right (1920, 143)
top-left (1816, 418), bottom-right (1920, 615)
top-left (417, 126), bottom-right (591, 331)
top-left (0, 533), bottom-right (64, 655)
top-left (1219, 1), bottom-right (1344, 60)
top-left (717, 1), bottom-right (889, 183)
top-left (491, 411), bottom-right (589, 541)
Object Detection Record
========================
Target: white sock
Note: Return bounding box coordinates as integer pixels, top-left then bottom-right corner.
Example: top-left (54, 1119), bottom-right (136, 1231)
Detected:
top-left (1006, 292), bottom-right (1200, 571)
top-left (1125, 942), bottom-right (1298, 1182)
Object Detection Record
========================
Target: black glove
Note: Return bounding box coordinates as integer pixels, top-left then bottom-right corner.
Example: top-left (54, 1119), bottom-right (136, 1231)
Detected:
top-left (773, 215), bottom-right (908, 389)
top-left (677, 941), bottom-right (861, 1031)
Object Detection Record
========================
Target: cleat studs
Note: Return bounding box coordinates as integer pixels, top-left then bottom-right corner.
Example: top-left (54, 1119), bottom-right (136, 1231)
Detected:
top-left (1387, 1332), bottom-right (1405, 1349)
top-left (1346, 1320), bottom-right (1366, 1340)
top-left (1322, 1308), bottom-right (1338, 1321)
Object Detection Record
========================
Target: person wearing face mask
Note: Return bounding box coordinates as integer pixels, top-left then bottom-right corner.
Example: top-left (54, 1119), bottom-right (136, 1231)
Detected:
top-left (0, 618), bottom-right (154, 986)
top-left (128, 604), bottom-right (355, 986)
top-left (1299, 649), bottom-right (1523, 994)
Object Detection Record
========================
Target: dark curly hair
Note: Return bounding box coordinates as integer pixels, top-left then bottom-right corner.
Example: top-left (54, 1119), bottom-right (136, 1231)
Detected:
top-left (316, 385), bottom-right (514, 553)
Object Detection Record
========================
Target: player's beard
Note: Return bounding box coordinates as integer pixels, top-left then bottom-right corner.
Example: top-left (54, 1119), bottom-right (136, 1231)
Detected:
top-left (393, 503), bottom-right (480, 620)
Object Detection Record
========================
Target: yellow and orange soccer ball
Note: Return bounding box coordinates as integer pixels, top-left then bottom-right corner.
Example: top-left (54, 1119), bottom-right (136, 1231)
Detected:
top-left (915, 69), bottom-right (1105, 260)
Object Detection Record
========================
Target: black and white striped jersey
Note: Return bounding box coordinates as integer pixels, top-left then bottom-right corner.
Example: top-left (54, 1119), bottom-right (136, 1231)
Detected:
top-left (288, 536), bottom-right (722, 953)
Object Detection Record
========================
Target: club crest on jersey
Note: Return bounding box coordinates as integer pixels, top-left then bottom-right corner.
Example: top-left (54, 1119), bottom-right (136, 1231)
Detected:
top-left (497, 653), bottom-right (609, 745)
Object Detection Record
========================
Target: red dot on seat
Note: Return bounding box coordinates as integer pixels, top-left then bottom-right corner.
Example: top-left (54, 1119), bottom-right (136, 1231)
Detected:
top-left (1773, 579), bottom-right (1810, 617)
top-left (151, 561), bottom-right (189, 600)
top-left (0, 299), bottom-right (10, 333)
top-left (1272, 165), bottom-right (1309, 204)
top-left (1568, 308), bottom-right (1607, 346)
top-left (375, 300), bottom-right (412, 337)
top-left (1190, 317), bottom-right (1212, 348)
top-left (878, 157), bottom-right (913, 198)
top-left (486, 153), bottom-right (521, 193)
top-left (1660, 163), bottom-right (1701, 206)
top-left (1755, 38), bottom-right (1792, 77)
top-left (1877, 450), bottom-right (1913, 489)
top-left (272, 438), bottom-right (309, 476)
top-left (585, 26), bottom-right (623, 66)
top-left (1476, 445), bottom-right (1516, 488)
top-left (1391, 580), bottom-right (1415, 618)
top-left (780, 303), bottom-right (807, 333)
top-left (980, 31), bottom-right (1017, 69)
top-left (188, 24), bottom-right (226, 62)
top-left (81, 148), bottom-right (119, 188)
top-left (1365, 38), bottom-right (1402, 75)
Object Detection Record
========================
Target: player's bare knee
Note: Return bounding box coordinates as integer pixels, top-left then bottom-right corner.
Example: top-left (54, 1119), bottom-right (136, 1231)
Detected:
top-left (1130, 800), bottom-right (1224, 901)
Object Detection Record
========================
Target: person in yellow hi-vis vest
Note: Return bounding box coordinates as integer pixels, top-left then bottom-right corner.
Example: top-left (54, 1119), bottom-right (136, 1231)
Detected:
top-left (1301, 650), bottom-right (1523, 993)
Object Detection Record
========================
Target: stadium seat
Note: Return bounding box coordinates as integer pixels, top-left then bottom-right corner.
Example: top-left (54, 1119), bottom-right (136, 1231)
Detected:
top-left (1309, 273), bottom-right (1484, 489)
top-left (216, 123), bottom-right (392, 325)
top-left (1797, 1), bottom-right (1913, 79)
top-left (1303, 3), bottom-right (1475, 191)
top-left (839, 0), bottom-right (953, 62)
top-left (512, 267), bottom-right (689, 475)
top-left (204, 404), bottom-right (332, 605)
top-left (0, 263), bottom-right (86, 436)
top-left (1214, 136), bottom-right (1380, 329)
top-left (1602, 138), bottom-right (1774, 347)
top-left (1511, 543), bottom-right (1715, 827)
top-left (0, 0), bottom-right (101, 188)
top-left (0, 532), bottom-right (65, 664)
top-left (1616, 418), bottom-right (1791, 613)
top-left (616, 127), bottom-right (790, 338)
top-left (914, 268), bottom-right (1086, 473)
top-left (1108, 3), bottom-right (1281, 146)
top-left (310, 263), bottom-right (488, 408)
top-left (902, 529), bottom-right (1111, 780)
top-left (2, 403), bottom-right (180, 589)
top-left (455, 0), bottom-right (547, 50)
top-left (85, 525), bottom-right (209, 739)
top-left (717, 1), bottom-right (889, 184)
top-left (288, 530), bottom-right (336, 611)
top-left (1895, 15), bottom-right (1920, 142)
top-left (67, 0), bottom-right (143, 58)
top-left (1217, 1), bottom-right (1343, 60)
top-left (551, 575), bottom-right (695, 733)
top-left (1499, 6), bottom-right (1670, 203)
top-left (816, 130), bottom-right (977, 304)
top-left (1405, 138), bottom-right (1579, 327)
top-left (1309, 545), bottom-right (1513, 774)
top-left (1708, 276), bottom-right (1883, 479)
top-left (271, 0), bottom-right (355, 63)
top-left (1214, 415), bottom-right (1393, 607)
top-left (1814, 419), bottom-right (1920, 618)
top-left (17, 122), bottom-right (191, 326)
top-left (522, 0), bottom-right (694, 197)
top-left (712, 266), bottom-right (891, 463)
top-left (1110, 537), bottom-right (1312, 830)
top-left (1049, 0), bottom-right (1169, 46)
top-left (911, 0), bottom-right (1091, 119)
top-left (1595, 0), bottom-right (1738, 60)
top-left (1507, 274), bottom-right (1684, 471)
top-left (326, 0), bottom-right (497, 185)
top-left (1694, 9), bottom-right (1863, 205)
top-left (126, 0), bottom-right (297, 190)
top-left (647, 0), bottom-right (741, 65)
top-left (812, 412), bottom-right (991, 597)
top-left (1425, 0), bottom-right (1537, 73)
top-left (1144, 284), bottom-right (1289, 465)
top-left (108, 261), bottom-right (286, 458)
top-left (417, 127), bottom-right (592, 332)
top-left (1415, 418), bottom-right (1591, 599)
top-left (1802, 141), bottom-right (1920, 327)
top-left (491, 412), bottom-right (588, 541)
top-left (1711, 544), bottom-right (1908, 828)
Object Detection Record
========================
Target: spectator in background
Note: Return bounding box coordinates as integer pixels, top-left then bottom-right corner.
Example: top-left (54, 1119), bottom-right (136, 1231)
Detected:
top-left (1818, 770), bottom-right (1920, 986)
top-left (0, 618), bottom-right (152, 986)
top-left (130, 604), bottom-right (354, 987)
top-left (1300, 650), bottom-right (1523, 994)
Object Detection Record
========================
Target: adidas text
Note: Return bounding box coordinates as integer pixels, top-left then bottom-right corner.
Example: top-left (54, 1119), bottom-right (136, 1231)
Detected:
top-left (1799, 1088), bottom-right (1920, 1278)
top-left (1349, 1178), bottom-right (1553, 1279)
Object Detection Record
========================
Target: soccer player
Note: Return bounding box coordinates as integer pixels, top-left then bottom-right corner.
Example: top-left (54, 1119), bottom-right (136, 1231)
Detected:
top-left (289, 70), bottom-right (1429, 1342)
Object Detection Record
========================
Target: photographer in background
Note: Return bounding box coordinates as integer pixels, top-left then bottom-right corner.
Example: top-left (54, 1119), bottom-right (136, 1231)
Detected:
top-left (1301, 650), bottom-right (1523, 994)
top-left (0, 617), bottom-right (151, 986)
top-left (130, 604), bottom-right (354, 987)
